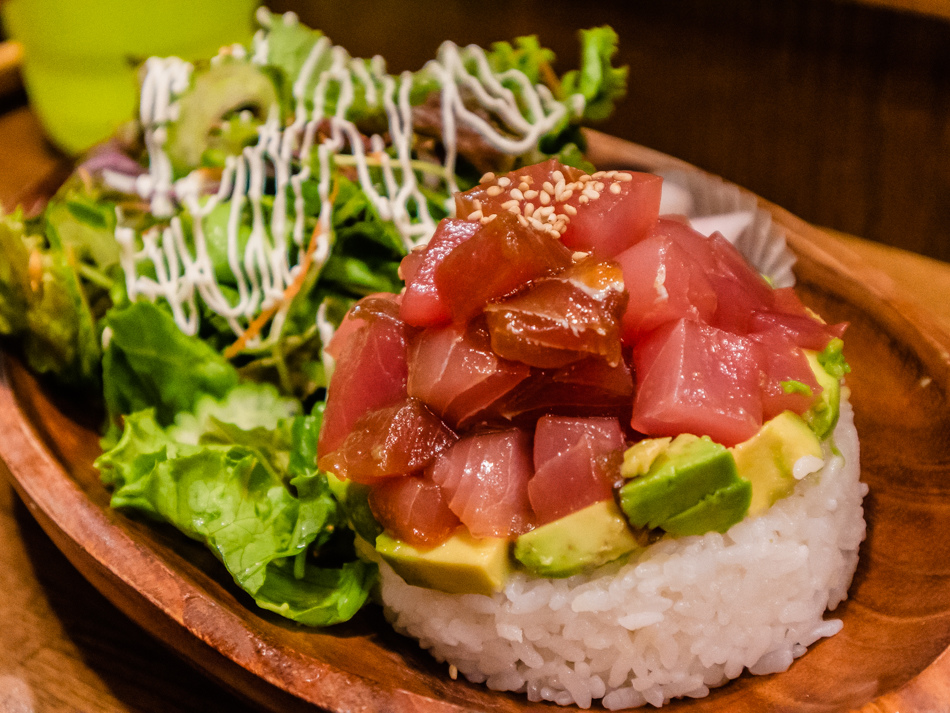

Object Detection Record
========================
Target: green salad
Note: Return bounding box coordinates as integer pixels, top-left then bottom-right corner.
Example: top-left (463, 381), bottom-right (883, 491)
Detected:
top-left (0, 10), bottom-right (627, 625)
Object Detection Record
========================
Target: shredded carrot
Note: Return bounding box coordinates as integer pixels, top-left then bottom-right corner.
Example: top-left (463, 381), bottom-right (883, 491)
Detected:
top-left (223, 182), bottom-right (339, 360)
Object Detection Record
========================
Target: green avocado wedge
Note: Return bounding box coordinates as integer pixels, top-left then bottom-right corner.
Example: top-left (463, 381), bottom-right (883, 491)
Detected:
top-left (514, 500), bottom-right (644, 578)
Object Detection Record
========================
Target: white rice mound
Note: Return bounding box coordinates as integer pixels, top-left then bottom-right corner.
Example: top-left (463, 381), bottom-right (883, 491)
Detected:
top-left (377, 393), bottom-right (867, 709)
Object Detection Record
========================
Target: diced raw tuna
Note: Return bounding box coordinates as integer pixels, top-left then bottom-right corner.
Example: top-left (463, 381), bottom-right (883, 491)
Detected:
top-left (456, 158), bottom-right (662, 257)
top-left (434, 212), bottom-right (573, 322)
top-left (318, 296), bottom-right (412, 457)
top-left (484, 258), bottom-right (627, 368)
top-left (429, 429), bottom-right (535, 538)
top-left (615, 233), bottom-right (717, 343)
top-left (399, 219), bottom-right (480, 327)
top-left (752, 333), bottom-right (822, 421)
top-left (407, 320), bottom-right (530, 429)
top-left (529, 416), bottom-right (624, 525)
top-left (498, 356), bottom-right (634, 424)
top-left (318, 398), bottom-right (457, 483)
top-left (368, 473), bottom-right (461, 547)
top-left (631, 319), bottom-right (763, 446)
top-left (750, 287), bottom-right (847, 351)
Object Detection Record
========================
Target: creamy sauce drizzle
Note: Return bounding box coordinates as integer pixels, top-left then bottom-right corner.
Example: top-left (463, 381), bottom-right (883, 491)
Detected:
top-left (114, 10), bottom-right (585, 345)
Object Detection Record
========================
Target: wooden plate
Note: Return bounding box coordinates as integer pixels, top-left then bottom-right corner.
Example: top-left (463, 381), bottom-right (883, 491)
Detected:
top-left (3, 133), bottom-right (950, 713)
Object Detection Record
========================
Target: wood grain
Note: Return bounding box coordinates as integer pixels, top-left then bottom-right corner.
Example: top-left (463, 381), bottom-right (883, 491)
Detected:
top-left (2, 134), bottom-right (950, 712)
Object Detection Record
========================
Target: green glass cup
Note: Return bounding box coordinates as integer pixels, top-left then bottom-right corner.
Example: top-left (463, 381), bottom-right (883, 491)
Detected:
top-left (2, 0), bottom-right (260, 154)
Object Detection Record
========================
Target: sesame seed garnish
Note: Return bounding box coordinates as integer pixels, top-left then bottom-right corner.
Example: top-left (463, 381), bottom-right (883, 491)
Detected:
top-left (579, 195), bottom-right (589, 204)
top-left (591, 171), bottom-right (606, 179)
top-left (578, 174), bottom-right (592, 183)
top-left (524, 202), bottom-right (536, 218)
top-left (467, 210), bottom-right (484, 221)
top-left (501, 199), bottom-right (519, 210)
top-left (539, 191), bottom-right (551, 206)
top-left (497, 176), bottom-right (511, 187)
top-left (542, 181), bottom-right (555, 194)
top-left (517, 215), bottom-right (529, 227)
top-left (524, 189), bottom-right (539, 200)
top-left (558, 189), bottom-right (573, 202)
top-left (507, 205), bottom-right (520, 214)
top-left (537, 205), bottom-right (554, 218)
top-left (593, 181), bottom-right (605, 192)
top-left (520, 175), bottom-right (532, 184)
top-left (480, 172), bottom-right (495, 184)
top-left (552, 170), bottom-right (565, 183)
top-left (583, 189), bottom-right (600, 201)
top-left (510, 188), bottom-right (525, 201)
top-left (486, 185), bottom-right (504, 196)
top-left (473, 198), bottom-right (483, 211)
top-left (572, 251), bottom-right (589, 261)
top-left (609, 182), bottom-right (622, 195)
top-left (519, 181), bottom-right (530, 192)
top-left (616, 172), bottom-right (633, 182)
top-left (564, 204), bottom-right (577, 216)
top-left (481, 214), bottom-right (497, 224)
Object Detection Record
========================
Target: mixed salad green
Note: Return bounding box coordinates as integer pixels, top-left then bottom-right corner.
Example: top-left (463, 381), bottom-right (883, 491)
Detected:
top-left (0, 10), bottom-right (627, 625)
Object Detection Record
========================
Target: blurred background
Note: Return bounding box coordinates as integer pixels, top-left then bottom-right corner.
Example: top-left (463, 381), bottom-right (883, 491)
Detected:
top-left (269, 0), bottom-right (950, 263)
top-left (2, 0), bottom-right (949, 261)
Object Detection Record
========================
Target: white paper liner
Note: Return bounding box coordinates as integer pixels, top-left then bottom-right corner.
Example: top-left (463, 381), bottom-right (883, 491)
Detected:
top-left (657, 168), bottom-right (797, 288)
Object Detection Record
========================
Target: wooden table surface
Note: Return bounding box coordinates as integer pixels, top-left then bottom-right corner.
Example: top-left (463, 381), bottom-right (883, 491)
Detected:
top-left (2, 101), bottom-right (950, 712)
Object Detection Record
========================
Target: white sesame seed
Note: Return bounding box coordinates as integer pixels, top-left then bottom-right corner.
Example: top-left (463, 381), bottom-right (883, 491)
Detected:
top-left (616, 172), bottom-right (633, 182)
top-left (524, 189), bottom-right (539, 200)
top-left (591, 171), bottom-right (606, 179)
top-left (486, 185), bottom-right (504, 196)
top-left (501, 199), bottom-right (519, 210)
top-left (593, 181), bottom-right (605, 192)
top-left (557, 189), bottom-right (574, 202)
top-left (552, 170), bottom-right (565, 183)
top-left (497, 176), bottom-right (511, 187)
top-left (572, 251), bottom-right (589, 261)
top-left (609, 182), bottom-right (622, 195)
top-left (468, 210), bottom-right (483, 221)
top-left (583, 189), bottom-right (600, 200)
top-left (578, 174), bottom-right (592, 183)
top-left (539, 191), bottom-right (551, 205)
top-left (474, 198), bottom-right (483, 210)
top-left (524, 202), bottom-right (536, 217)
top-left (564, 204), bottom-right (577, 216)
top-left (480, 172), bottom-right (495, 184)
top-left (510, 188), bottom-right (524, 201)
top-left (481, 214), bottom-right (497, 224)
top-left (542, 181), bottom-right (555, 194)
top-left (519, 181), bottom-right (530, 192)
top-left (517, 215), bottom-right (529, 227)
top-left (579, 195), bottom-right (589, 204)
top-left (537, 205), bottom-right (554, 218)
top-left (554, 178), bottom-right (566, 194)
top-left (507, 205), bottom-right (520, 214)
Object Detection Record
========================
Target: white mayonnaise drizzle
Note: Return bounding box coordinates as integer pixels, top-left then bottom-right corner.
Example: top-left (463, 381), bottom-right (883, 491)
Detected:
top-left (114, 11), bottom-right (586, 347)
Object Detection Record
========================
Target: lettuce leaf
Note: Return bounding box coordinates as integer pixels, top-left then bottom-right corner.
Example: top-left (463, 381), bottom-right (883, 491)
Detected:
top-left (561, 27), bottom-right (628, 122)
top-left (95, 388), bottom-right (375, 626)
top-left (101, 301), bottom-right (240, 428)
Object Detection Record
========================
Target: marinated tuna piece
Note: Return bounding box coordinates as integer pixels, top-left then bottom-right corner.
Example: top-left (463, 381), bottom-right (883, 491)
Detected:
top-left (429, 429), bottom-right (535, 538)
top-left (631, 319), bottom-right (763, 447)
top-left (407, 320), bottom-right (530, 429)
top-left (529, 416), bottom-right (624, 525)
top-left (368, 473), bottom-right (461, 547)
top-left (319, 398), bottom-right (457, 483)
top-left (615, 233), bottom-right (717, 343)
top-left (499, 356), bottom-right (634, 423)
top-left (399, 219), bottom-right (480, 327)
top-left (455, 158), bottom-right (662, 257)
top-left (434, 212), bottom-right (573, 322)
top-left (318, 296), bottom-right (411, 456)
top-left (484, 258), bottom-right (627, 368)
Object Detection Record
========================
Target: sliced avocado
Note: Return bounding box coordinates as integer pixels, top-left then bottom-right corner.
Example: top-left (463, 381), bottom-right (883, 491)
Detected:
top-left (618, 435), bottom-right (741, 530)
top-left (661, 478), bottom-right (752, 536)
top-left (375, 530), bottom-right (511, 595)
top-left (514, 500), bottom-right (644, 578)
top-left (166, 61), bottom-right (280, 174)
top-left (621, 436), bottom-right (674, 478)
top-left (803, 349), bottom-right (841, 439)
top-left (731, 411), bottom-right (823, 515)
